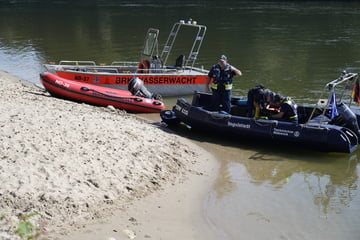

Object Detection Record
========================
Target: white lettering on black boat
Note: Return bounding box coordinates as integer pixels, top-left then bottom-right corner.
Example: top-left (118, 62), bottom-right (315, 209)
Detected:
top-left (273, 128), bottom-right (300, 137)
top-left (175, 104), bottom-right (189, 116)
top-left (228, 121), bottom-right (251, 129)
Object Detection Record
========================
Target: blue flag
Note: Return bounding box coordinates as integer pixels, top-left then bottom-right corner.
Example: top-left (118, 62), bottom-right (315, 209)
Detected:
top-left (329, 90), bottom-right (339, 119)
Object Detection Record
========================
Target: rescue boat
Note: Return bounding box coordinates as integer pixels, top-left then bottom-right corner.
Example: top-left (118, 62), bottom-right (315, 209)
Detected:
top-left (44, 19), bottom-right (208, 97)
top-left (40, 72), bottom-right (165, 113)
top-left (161, 72), bottom-right (360, 153)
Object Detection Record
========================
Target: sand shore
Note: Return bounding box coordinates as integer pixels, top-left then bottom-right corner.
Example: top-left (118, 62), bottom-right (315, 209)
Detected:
top-left (0, 71), bottom-right (218, 239)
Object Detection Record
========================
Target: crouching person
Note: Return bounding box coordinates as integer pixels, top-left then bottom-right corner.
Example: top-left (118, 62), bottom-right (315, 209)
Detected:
top-left (270, 94), bottom-right (298, 124)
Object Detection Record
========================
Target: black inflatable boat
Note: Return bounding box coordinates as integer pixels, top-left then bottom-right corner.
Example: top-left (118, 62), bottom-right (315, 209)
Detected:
top-left (161, 72), bottom-right (360, 153)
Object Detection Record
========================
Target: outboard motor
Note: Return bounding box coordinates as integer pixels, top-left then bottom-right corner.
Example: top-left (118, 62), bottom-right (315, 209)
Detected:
top-left (128, 77), bottom-right (162, 100)
top-left (331, 103), bottom-right (360, 138)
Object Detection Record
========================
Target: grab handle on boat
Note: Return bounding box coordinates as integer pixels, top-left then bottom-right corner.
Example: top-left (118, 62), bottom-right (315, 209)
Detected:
top-left (254, 119), bottom-right (279, 127)
top-left (80, 87), bottom-right (90, 91)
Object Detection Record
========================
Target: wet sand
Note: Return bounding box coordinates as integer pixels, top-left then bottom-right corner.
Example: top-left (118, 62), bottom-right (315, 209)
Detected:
top-left (0, 71), bottom-right (218, 240)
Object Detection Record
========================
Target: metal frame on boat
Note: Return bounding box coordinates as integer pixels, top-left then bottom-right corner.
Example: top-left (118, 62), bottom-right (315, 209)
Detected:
top-left (161, 71), bottom-right (360, 153)
top-left (44, 19), bottom-right (208, 97)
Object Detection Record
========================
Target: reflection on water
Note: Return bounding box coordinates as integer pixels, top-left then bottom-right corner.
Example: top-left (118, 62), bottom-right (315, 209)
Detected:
top-left (1, 1), bottom-right (360, 239)
top-left (243, 151), bottom-right (358, 215)
top-left (0, 41), bottom-right (44, 82)
top-left (206, 144), bottom-right (360, 240)
top-left (211, 144), bottom-right (359, 208)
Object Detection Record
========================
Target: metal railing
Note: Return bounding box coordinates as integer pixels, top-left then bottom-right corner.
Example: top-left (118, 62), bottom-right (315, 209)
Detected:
top-left (306, 71), bottom-right (358, 126)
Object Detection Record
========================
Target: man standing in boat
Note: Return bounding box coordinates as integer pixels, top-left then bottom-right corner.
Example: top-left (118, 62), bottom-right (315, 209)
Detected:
top-left (206, 55), bottom-right (243, 113)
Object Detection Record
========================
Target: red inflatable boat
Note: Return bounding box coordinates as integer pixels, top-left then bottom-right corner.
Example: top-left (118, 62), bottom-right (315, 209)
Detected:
top-left (40, 72), bottom-right (165, 113)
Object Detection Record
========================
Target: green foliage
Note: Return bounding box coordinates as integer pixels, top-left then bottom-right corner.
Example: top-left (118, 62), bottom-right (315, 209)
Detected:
top-left (16, 221), bottom-right (34, 237)
top-left (1, 212), bottom-right (43, 240)
top-left (16, 212), bottom-right (42, 240)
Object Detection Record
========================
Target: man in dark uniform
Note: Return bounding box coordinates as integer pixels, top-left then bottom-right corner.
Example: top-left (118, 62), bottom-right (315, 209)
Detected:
top-left (206, 55), bottom-right (242, 113)
top-left (270, 94), bottom-right (298, 124)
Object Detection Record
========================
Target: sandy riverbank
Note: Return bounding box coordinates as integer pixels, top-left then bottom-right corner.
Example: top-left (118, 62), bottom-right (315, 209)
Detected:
top-left (0, 71), bottom-right (218, 239)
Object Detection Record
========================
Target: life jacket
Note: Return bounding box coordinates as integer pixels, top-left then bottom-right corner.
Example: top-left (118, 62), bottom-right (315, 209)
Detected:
top-left (209, 63), bottom-right (235, 90)
top-left (282, 97), bottom-right (298, 122)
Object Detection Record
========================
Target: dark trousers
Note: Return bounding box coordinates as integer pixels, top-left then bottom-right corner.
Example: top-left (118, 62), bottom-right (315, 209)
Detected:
top-left (211, 88), bottom-right (232, 113)
top-left (247, 97), bottom-right (255, 117)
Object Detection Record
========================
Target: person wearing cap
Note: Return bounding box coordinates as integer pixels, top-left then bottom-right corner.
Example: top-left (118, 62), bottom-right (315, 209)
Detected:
top-left (270, 94), bottom-right (298, 124)
top-left (206, 55), bottom-right (242, 113)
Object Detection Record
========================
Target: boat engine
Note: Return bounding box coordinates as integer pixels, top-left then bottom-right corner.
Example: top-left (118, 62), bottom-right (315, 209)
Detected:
top-left (128, 77), bottom-right (162, 100)
top-left (331, 103), bottom-right (360, 138)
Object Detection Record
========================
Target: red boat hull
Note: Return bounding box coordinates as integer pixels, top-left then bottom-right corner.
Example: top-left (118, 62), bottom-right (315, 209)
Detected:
top-left (40, 72), bottom-right (165, 113)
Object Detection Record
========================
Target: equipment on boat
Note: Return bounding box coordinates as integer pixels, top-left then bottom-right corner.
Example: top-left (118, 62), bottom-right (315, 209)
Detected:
top-left (44, 19), bottom-right (208, 96)
top-left (330, 103), bottom-right (360, 137)
top-left (40, 72), bottom-right (165, 113)
top-left (128, 77), bottom-right (162, 100)
top-left (161, 71), bottom-right (360, 153)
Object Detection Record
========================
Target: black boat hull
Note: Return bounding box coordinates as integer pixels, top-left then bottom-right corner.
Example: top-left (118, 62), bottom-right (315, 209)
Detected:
top-left (161, 95), bottom-right (358, 153)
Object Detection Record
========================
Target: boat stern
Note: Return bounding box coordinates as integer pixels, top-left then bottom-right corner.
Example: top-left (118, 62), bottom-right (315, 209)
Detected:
top-left (160, 109), bottom-right (180, 126)
top-left (327, 126), bottom-right (358, 153)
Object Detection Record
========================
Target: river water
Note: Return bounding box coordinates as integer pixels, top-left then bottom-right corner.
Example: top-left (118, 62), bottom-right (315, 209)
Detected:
top-left (1, 1), bottom-right (359, 239)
